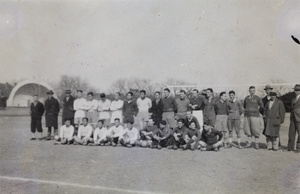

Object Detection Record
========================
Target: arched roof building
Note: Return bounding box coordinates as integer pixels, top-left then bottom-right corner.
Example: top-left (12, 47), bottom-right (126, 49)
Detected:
top-left (7, 80), bottom-right (56, 107)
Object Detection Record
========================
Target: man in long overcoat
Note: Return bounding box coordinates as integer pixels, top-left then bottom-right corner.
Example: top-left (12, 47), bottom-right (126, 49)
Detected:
top-left (44, 90), bottom-right (60, 140)
top-left (62, 90), bottom-right (75, 125)
top-left (288, 84), bottom-right (300, 152)
top-left (263, 92), bottom-right (285, 151)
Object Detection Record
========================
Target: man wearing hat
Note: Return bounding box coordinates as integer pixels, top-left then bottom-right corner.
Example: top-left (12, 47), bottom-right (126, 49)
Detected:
top-left (288, 84), bottom-right (300, 152)
top-left (44, 90), bottom-right (60, 140)
top-left (263, 92), bottom-right (286, 151)
top-left (98, 93), bottom-right (111, 127)
top-left (262, 85), bottom-right (273, 107)
top-left (62, 90), bottom-right (75, 126)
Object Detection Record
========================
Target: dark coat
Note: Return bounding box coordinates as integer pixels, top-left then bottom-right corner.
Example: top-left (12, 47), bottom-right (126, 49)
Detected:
top-left (62, 95), bottom-right (75, 120)
top-left (264, 98), bottom-right (285, 137)
top-left (150, 99), bottom-right (163, 126)
top-left (44, 97), bottom-right (60, 127)
top-left (30, 101), bottom-right (44, 119)
top-left (290, 96), bottom-right (300, 122)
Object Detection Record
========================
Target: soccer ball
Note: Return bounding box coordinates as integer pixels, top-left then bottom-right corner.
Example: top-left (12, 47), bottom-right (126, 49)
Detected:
top-left (140, 141), bottom-right (148, 148)
top-left (54, 135), bottom-right (60, 141)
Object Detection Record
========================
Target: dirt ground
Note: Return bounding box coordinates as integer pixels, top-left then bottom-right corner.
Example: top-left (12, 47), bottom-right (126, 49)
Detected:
top-left (0, 110), bottom-right (300, 194)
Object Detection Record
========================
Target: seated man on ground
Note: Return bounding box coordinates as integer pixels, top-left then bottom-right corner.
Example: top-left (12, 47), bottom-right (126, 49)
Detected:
top-left (182, 122), bottom-right (201, 151)
top-left (139, 118), bottom-right (158, 148)
top-left (151, 120), bottom-right (173, 149)
top-left (172, 119), bottom-right (188, 150)
top-left (120, 121), bottom-right (139, 148)
top-left (107, 118), bottom-right (125, 147)
top-left (74, 117), bottom-right (93, 145)
top-left (91, 120), bottom-right (110, 146)
top-left (55, 118), bottom-right (74, 144)
top-left (199, 123), bottom-right (223, 151)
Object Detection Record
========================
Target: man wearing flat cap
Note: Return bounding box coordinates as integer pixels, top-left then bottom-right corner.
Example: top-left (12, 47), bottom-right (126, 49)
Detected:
top-left (44, 90), bottom-right (60, 140)
top-left (288, 84), bottom-right (300, 152)
top-left (263, 92), bottom-right (285, 151)
top-left (62, 90), bottom-right (75, 126)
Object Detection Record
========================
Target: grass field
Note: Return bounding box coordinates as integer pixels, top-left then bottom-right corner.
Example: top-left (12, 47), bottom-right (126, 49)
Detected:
top-left (0, 109), bottom-right (300, 194)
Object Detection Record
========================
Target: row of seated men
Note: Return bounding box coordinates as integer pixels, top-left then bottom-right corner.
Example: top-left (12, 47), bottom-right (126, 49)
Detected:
top-left (56, 116), bottom-right (223, 151)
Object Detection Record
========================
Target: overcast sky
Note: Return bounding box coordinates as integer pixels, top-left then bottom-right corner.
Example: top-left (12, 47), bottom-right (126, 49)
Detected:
top-left (0, 0), bottom-right (299, 92)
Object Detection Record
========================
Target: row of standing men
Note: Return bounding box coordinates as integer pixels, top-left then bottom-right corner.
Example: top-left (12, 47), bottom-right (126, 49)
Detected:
top-left (30, 84), bottom-right (300, 152)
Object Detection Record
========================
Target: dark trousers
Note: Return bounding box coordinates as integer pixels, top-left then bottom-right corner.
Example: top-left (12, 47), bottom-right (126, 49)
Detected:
top-left (31, 118), bottom-right (43, 133)
top-left (172, 136), bottom-right (186, 147)
top-left (47, 127), bottom-right (58, 137)
top-left (288, 119), bottom-right (300, 151)
top-left (152, 136), bottom-right (173, 147)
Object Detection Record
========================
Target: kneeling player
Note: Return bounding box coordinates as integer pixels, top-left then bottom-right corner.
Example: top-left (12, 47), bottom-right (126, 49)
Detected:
top-left (182, 122), bottom-right (201, 150)
top-left (108, 118), bottom-right (125, 146)
top-left (120, 122), bottom-right (139, 148)
top-left (74, 117), bottom-right (93, 145)
top-left (92, 120), bottom-right (110, 146)
top-left (139, 118), bottom-right (157, 148)
top-left (151, 120), bottom-right (173, 149)
top-left (172, 119), bottom-right (188, 150)
top-left (55, 118), bottom-right (74, 144)
top-left (199, 124), bottom-right (223, 151)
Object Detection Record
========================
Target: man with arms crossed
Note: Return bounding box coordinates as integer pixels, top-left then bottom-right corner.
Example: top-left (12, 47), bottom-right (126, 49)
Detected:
top-left (74, 90), bottom-right (86, 132)
top-left (98, 93), bottom-right (111, 127)
top-left (110, 92), bottom-right (124, 124)
top-left (85, 92), bottom-right (98, 128)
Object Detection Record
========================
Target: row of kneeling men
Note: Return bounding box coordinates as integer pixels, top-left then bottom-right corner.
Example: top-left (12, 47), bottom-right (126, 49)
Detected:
top-left (56, 117), bottom-right (223, 151)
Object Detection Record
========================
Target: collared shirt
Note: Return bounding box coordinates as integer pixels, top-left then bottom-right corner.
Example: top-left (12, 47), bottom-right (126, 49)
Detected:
top-left (137, 97), bottom-right (152, 113)
top-left (189, 96), bottom-right (205, 110)
top-left (60, 125), bottom-right (74, 139)
top-left (296, 94), bottom-right (300, 102)
top-left (85, 99), bottom-right (98, 112)
top-left (74, 98), bottom-right (87, 118)
top-left (98, 99), bottom-right (111, 112)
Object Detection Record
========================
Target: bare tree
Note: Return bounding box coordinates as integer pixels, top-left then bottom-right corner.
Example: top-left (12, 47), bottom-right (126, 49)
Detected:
top-left (54, 75), bottom-right (96, 101)
top-left (257, 78), bottom-right (292, 97)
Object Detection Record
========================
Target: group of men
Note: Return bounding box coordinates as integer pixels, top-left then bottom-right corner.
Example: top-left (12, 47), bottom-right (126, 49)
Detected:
top-left (29, 84), bottom-right (300, 152)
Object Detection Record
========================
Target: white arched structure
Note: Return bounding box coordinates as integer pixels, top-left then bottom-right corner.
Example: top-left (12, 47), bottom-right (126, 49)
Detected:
top-left (7, 80), bottom-right (57, 107)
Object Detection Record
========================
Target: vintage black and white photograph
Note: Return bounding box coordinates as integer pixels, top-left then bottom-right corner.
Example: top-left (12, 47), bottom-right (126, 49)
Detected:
top-left (0, 0), bottom-right (299, 193)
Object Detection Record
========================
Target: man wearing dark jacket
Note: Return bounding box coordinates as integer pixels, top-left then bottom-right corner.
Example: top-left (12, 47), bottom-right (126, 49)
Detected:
top-left (122, 92), bottom-right (138, 129)
top-left (44, 90), bottom-right (60, 140)
top-left (30, 94), bottom-right (45, 140)
top-left (62, 90), bottom-right (75, 125)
